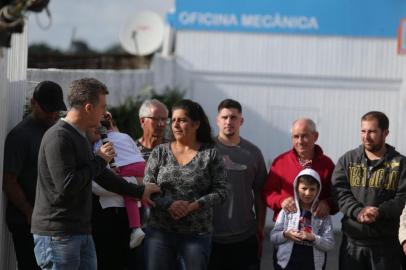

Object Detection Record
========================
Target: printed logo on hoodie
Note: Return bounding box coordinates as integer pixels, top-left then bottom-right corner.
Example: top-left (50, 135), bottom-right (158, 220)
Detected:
top-left (348, 161), bottom-right (399, 190)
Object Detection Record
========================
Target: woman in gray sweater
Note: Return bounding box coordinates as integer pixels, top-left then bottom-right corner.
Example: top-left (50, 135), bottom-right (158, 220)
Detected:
top-left (144, 99), bottom-right (228, 270)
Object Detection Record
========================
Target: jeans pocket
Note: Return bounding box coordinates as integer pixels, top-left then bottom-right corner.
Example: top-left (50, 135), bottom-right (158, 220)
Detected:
top-left (33, 235), bottom-right (52, 268)
top-left (49, 235), bottom-right (75, 262)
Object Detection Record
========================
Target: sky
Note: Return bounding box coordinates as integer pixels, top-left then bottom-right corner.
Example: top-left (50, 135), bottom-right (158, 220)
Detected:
top-left (27, 0), bottom-right (174, 51)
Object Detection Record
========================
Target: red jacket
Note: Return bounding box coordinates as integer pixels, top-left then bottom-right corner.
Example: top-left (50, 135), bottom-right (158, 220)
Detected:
top-left (263, 145), bottom-right (336, 221)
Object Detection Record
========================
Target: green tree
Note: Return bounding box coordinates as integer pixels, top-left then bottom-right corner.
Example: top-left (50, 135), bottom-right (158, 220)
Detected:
top-left (69, 40), bottom-right (98, 55)
top-left (103, 43), bottom-right (126, 55)
top-left (28, 43), bottom-right (63, 55)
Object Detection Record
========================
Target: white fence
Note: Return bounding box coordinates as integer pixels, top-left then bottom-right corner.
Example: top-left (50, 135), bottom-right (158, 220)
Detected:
top-left (0, 31), bottom-right (29, 270)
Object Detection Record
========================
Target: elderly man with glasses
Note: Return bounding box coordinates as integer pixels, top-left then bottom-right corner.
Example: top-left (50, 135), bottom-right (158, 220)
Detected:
top-left (130, 99), bottom-right (169, 270)
top-left (136, 99), bottom-right (169, 161)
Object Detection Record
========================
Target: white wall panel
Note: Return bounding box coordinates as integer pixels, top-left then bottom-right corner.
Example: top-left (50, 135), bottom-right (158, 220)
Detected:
top-left (187, 71), bottom-right (401, 164)
top-left (176, 31), bottom-right (406, 79)
top-left (175, 31), bottom-right (406, 164)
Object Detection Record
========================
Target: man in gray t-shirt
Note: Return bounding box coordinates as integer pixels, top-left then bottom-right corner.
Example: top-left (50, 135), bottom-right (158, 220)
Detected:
top-left (209, 99), bottom-right (267, 270)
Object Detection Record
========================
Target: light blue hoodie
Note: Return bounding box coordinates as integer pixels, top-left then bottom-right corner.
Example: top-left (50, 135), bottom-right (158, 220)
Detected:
top-left (270, 168), bottom-right (335, 270)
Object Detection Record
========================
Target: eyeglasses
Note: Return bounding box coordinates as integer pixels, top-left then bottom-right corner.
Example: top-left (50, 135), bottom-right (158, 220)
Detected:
top-left (143, 116), bottom-right (169, 124)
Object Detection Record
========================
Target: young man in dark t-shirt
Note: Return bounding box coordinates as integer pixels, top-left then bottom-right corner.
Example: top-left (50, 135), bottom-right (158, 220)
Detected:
top-left (209, 99), bottom-right (267, 270)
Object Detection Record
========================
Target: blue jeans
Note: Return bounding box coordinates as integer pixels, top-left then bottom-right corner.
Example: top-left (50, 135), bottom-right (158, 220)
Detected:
top-left (33, 234), bottom-right (97, 270)
top-left (145, 228), bottom-right (212, 270)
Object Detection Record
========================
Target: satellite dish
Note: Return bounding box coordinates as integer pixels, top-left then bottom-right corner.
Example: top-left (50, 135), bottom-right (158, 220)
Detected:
top-left (119, 11), bottom-right (164, 56)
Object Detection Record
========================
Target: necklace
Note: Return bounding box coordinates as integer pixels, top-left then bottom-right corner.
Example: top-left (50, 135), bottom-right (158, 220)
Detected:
top-left (298, 156), bottom-right (313, 168)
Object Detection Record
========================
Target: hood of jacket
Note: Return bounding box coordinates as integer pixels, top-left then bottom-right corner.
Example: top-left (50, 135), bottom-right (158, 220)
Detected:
top-left (354, 144), bottom-right (400, 165)
top-left (293, 168), bottom-right (322, 213)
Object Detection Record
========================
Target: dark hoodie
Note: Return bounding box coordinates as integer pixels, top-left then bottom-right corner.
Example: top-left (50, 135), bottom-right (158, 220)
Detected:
top-left (332, 144), bottom-right (406, 244)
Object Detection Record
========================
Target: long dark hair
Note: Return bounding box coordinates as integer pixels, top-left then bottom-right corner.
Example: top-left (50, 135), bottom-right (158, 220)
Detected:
top-left (172, 99), bottom-right (214, 144)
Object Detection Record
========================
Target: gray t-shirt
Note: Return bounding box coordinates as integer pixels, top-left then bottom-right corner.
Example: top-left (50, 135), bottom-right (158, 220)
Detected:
top-left (212, 137), bottom-right (267, 243)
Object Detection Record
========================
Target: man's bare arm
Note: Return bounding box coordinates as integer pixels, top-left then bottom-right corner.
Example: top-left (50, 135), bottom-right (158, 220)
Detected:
top-left (2, 172), bottom-right (33, 223)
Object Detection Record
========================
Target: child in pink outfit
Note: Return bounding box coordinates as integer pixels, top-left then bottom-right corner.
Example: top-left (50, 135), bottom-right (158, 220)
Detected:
top-left (93, 113), bottom-right (147, 248)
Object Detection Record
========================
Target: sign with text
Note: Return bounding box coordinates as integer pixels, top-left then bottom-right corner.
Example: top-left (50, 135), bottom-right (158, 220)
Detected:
top-left (168, 0), bottom-right (406, 38)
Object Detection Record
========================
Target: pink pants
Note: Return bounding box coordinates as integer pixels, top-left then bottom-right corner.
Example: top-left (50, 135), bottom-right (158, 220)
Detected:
top-left (119, 162), bottom-right (146, 228)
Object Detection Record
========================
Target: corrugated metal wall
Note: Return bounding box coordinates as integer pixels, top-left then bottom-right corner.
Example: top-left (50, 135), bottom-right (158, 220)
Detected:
top-left (174, 31), bottom-right (406, 164)
top-left (0, 31), bottom-right (28, 270)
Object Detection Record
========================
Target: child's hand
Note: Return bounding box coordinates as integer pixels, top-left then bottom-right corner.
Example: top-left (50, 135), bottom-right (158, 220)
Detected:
top-left (283, 229), bottom-right (302, 242)
top-left (298, 231), bottom-right (315, 242)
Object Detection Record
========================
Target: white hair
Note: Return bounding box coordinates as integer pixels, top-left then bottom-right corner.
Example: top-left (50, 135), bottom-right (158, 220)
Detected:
top-left (138, 99), bottom-right (168, 118)
top-left (290, 118), bottom-right (317, 134)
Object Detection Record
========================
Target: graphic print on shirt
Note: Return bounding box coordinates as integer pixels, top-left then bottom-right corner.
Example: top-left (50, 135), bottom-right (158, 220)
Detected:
top-left (298, 210), bottom-right (313, 246)
top-left (223, 155), bottom-right (247, 171)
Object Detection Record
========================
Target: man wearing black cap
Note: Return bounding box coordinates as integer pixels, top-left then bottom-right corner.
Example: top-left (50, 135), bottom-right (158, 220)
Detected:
top-left (2, 81), bottom-right (67, 270)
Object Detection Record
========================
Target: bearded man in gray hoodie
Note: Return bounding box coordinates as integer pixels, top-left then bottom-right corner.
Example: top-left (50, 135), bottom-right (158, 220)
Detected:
top-left (332, 111), bottom-right (406, 270)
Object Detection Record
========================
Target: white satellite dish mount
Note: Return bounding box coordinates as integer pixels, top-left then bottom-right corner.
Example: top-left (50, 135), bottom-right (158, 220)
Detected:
top-left (120, 11), bottom-right (165, 56)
